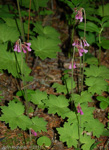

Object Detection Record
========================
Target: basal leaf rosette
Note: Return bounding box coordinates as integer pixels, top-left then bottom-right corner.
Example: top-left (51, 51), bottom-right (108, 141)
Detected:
top-left (31, 36), bottom-right (61, 60)
top-left (45, 95), bottom-right (71, 118)
top-left (0, 101), bottom-right (32, 130)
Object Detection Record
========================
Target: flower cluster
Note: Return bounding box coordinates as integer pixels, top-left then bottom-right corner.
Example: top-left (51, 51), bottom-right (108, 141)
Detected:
top-left (72, 39), bottom-right (89, 57)
top-left (77, 104), bottom-right (84, 115)
top-left (14, 39), bottom-right (31, 53)
top-left (75, 8), bottom-right (83, 22)
top-left (31, 129), bottom-right (37, 136)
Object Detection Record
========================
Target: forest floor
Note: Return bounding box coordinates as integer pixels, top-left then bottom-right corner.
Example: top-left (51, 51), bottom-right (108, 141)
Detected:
top-left (0, 0), bottom-right (109, 149)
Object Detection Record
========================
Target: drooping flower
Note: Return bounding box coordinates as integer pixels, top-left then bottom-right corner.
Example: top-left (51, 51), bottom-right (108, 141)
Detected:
top-left (83, 39), bottom-right (90, 47)
top-left (72, 39), bottom-right (88, 57)
top-left (31, 129), bottom-right (37, 136)
top-left (14, 39), bottom-right (31, 53)
top-left (14, 40), bottom-right (21, 52)
top-left (77, 104), bottom-right (84, 115)
top-left (69, 61), bottom-right (76, 69)
top-left (75, 8), bottom-right (83, 22)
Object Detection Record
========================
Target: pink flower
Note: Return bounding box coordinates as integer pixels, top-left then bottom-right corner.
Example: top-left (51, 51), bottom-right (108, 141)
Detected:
top-left (69, 62), bottom-right (76, 69)
top-left (31, 129), bottom-right (37, 136)
top-left (14, 39), bottom-right (31, 53)
top-left (83, 39), bottom-right (89, 47)
top-left (75, 8), bottom-right (83, 22)
top-left (14, 40), bottom-right (21, 52)
top-left (72, 39), bottom-right (88, 57)
top-left (77, 104), bottom-right (84, 115)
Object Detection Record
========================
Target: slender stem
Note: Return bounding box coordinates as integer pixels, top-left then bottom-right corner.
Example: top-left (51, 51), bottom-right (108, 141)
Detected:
top-left (71, 47), bottom-right (75, 103)
top-left (27, 0), bottom-right (31, 42)
top-left (102, 0), bottom-right (104, 17)
top-left (26, 0), bottom-right (32, 62)
top-left (76, 114), bottom-right (81, 149)
top-left (81, 53), bottom-right (85, 91)
top-left (98, 28), bottom-right (103, 66)
top-left (83, 8), bottom-right (86, 38)
top-left (17, 0), bottom-right (25, 42)
top-left (29, 128), bottom-right (32, 145)
top-left (79, 56), bottom-right (82, 93)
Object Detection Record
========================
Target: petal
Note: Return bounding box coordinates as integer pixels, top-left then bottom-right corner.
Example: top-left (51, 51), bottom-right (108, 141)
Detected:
top-left (73, 62), bottom-right (76, 68)
top-left (22, 47), bottom-right (26, 53)
top-left (14, 45), bottom-right (17, 51)
top-left (27, 46), bottom-right (31, 51)
top-left (69, 64), bottom-right (72, 69)
top-left (26, 42), bottom-right (31, 46)
top-left (83, 49), bottom-right (88, 53)
top-left (80, 110), bottom-right (84, 115)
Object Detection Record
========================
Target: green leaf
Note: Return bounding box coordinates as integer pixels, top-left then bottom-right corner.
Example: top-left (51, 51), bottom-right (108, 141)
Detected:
top-left (57, 122), bottom-right (79, 148)
top-left (90, 142), bottom-right (101, 150)
top-left (52, 83), bottom-right (68, 94)
top-left (66, 77), bottom-right (76, 91)
top-left (78, 31), bottom-right (96, 45)
top-left (80, 134), bottom-right (95, 150)
top-left (97, 96), bottom-right (109, 109)
top-left (85, 57), bottom-right (98, 65)
top-left (39, 10), bottom-right (53, 15)
top-left (0, 101), bottom-right (31, 130)
top-left (46, 95), bottom-right (70, 118)
top-left (101, 40), bottom-right (109, 49)
top-left (87, 16), bottom-right (101, 24)
top-left (102, 16), bottom-right (109, 23)
top-left (0, 24), bottom-right (19, 43)
top-left (84, 65), bottom-right (109, 79)
top-left (84, 118), bottom-right (105, 137)
top-left (85, 77), bottom-right (108, 95)
top-left (3, 18), bottom-right (31, 34)
top-left (78, 22), bottom-right (100, 33)
top-left (19, 0), bottom-right (49, 11)
top-left (34, 22), bottom-right (60, 41)
top-left (0, 5), bottom-right (14, 18)
top-left (0, 44), bottom-right (31, 78)
top-left (31, 89), bottom-right (48, 108)
top-left (30, 116), bottom-right (47, 132)
top-left (102, 21), bottom-right (109, 28)
top-left (31, 36), bottom-right (61, 60)
top-left (37, 136), bottom-right (51, 147)
top-left (74, 91), bottom-right (92, 104)
top-left (97, 4), bottom-right (109, 17)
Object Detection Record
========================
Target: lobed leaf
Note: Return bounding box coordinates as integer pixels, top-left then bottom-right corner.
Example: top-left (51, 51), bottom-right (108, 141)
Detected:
top-left (30, 116), bottom-right (47, 132)
top-left (0, 101), bottom-right (31, 130)
top-left (84, 65), bottom-right (109, 79)
top-left (0, 24), bottom-right (19, 43)
top-left (31, 36), bottom-right (61, 60)
top-left (85, 77), bottom-right (108, 95)
top-left (57, 122), bottom-right (79, 148)
top-left (0, 44), bottom-right (31, 78)
top-left (31, 89), bottom-right (48, 108)
top-left (45, 95), bottom-right (70, 118)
